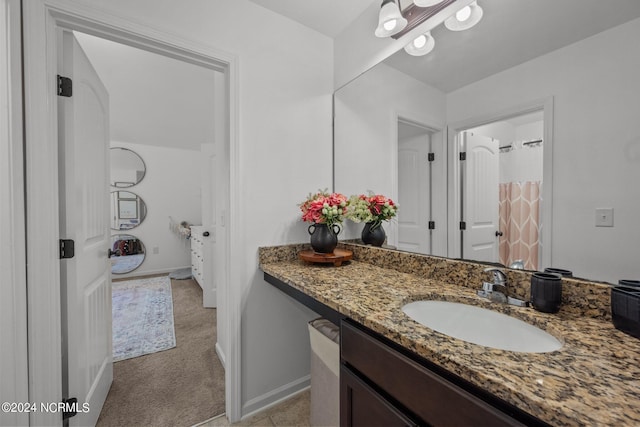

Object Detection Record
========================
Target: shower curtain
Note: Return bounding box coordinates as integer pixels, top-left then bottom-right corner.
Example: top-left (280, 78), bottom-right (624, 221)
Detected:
top-left (498, 181), bottom-right (541, 270)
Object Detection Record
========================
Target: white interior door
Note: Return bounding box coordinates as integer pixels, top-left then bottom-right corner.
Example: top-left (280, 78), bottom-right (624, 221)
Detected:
top-left (58, 30), bottom-right (112, 426)
top-left (462, 131), bottom-right (499, 263)
top-left (200, 143), bottom-right (217, 308)
top-left (397, 125), bottom-right (431, 254)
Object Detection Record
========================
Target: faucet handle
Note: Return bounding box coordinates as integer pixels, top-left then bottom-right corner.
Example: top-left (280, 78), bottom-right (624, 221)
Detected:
top-left (483, 267), bottom-right (507, 284)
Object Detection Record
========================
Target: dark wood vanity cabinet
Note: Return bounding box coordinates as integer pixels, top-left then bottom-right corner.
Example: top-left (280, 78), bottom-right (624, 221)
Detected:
top-left (340, 320), bottom-right (537, 427)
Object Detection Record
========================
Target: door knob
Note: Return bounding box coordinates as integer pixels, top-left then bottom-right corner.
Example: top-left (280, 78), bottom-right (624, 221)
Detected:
top-left (495, 231), bottom-right (503, 237)
top-left (203, 231), bottom-right (210, 237)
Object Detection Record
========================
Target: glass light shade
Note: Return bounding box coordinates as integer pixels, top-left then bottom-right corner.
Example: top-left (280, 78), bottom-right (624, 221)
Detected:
top-left (375, 0), bottom-right (408, 37)
top-left (404, 31), bottom-right (435, 56)
top-left (444, 1), bottom-right (483, 31)
top-left (413, 0), bottom-right (444, 7)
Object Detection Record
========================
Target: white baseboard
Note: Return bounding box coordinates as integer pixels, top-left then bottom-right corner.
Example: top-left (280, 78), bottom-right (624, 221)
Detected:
top-left (112, 265), bottom-right (190, 280)
top-left (215, 342), bottom-right (226, 370)
top-left (241, 375), bottom-right (310, 419)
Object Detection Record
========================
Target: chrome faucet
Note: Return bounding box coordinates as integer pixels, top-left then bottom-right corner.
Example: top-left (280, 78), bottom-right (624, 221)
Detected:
top-left (477, 267), bottom-right (528, 307)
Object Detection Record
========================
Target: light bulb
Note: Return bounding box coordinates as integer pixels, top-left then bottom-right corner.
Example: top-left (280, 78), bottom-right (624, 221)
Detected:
top-left (456, 6), bottom-right (471, 22)
top-left (375, 0), bottom-right (408, 38)
top-left (413, 0), bottom-right (444, 6)
top-left (404, 31), bottom-right (435, 56)
top-left (384, 19), bottom-right (397, 31)
top-left (444, 1), bottom-right (483, 31)
top-left (413, 35), bottom-right (427, 49)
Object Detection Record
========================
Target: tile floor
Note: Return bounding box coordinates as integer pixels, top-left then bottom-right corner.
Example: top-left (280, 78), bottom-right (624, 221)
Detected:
top-left (195, 389), bottom-right (311, 427)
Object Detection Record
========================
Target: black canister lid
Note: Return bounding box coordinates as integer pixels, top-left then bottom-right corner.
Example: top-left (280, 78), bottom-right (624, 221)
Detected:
top-left (619, 279), bottom-right (640, 287)
top-left (532, 272), bottom-right (562, 281)
top-left (544, 267), bottom-right (573, 277)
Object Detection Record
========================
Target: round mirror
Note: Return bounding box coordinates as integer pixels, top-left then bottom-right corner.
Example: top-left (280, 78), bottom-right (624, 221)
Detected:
top-left (110, 234), bottom-right (146, 274)
top-left (110, 147), bottom-right (146, 188)
top-left (110, 191), bottom-right (148, 230)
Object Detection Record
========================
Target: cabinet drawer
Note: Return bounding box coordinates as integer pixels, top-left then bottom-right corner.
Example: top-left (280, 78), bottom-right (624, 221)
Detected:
top-left (341, 364), bottom-right (417, 427)
top-left (341, 321), bottom-right (523, 427)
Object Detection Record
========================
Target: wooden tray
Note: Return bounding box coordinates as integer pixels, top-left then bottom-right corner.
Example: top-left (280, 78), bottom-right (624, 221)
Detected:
top-left (299, 249), bottom-right (353, 267)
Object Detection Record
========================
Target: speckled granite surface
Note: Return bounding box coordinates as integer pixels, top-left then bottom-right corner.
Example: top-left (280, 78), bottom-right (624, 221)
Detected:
top-left (259, 243), bottom-right (640, 426)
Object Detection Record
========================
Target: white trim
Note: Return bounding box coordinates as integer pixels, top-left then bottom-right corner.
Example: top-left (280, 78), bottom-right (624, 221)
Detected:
top-left (241, 377), bottom-right (311, 419)
top-left (112, 265), bottom-right (191, 280)
top-left (23, 0), bottom-right (242, 424)
top-left (0, 1), bottom-right (29, 426)
top-left (215, 342), bottom-right (227, 370)
top-left (446, 97), bottom-right (554, 269)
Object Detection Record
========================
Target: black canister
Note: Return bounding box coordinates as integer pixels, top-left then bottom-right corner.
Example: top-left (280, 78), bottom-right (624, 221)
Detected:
top-left (544, 267), bottom-right (573, 277)
top-left (531, 272), bottom-right (562, 313)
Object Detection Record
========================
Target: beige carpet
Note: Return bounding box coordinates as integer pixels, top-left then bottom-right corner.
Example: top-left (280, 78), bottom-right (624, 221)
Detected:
top-left (97, 277), bottom-right (225, 427)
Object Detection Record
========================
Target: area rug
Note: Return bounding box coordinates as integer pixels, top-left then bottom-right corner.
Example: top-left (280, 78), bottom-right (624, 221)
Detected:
top-left (112, 276), bottom-right (176, 362)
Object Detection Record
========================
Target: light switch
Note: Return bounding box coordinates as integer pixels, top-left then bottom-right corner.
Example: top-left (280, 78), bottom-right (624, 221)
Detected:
top-left (595, 208), bottom-right (614, 227)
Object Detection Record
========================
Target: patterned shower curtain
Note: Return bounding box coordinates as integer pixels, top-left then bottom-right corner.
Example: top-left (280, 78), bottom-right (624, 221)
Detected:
top-left (498, 181), bottom-right (541, 270)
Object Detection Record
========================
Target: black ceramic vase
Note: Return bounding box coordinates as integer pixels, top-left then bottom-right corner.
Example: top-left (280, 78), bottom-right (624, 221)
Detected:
top-left (361, 221), bottom-right (385, 247)
top-left (308, 223), bottom-right (340, 254)
top-left (531, 272), bottom-right (562, 313)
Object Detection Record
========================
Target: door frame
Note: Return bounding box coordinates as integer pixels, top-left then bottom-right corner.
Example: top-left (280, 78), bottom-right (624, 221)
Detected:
top-left (0, 1), bottom-right (29, 426)
top-left (22, 1), bottom-right (241, 425)
top-left (446, 97), bottom-right (554, 269)
top-left (393, 110), bottom-right (445, 253)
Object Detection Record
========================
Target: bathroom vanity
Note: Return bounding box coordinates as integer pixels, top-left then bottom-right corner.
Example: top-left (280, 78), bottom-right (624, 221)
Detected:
top-left (259, 243), bottom-right (640, 426)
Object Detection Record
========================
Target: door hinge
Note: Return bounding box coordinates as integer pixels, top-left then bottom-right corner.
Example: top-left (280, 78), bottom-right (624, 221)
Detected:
top-left (459, 221), bottom-right (466, 230)
top-left (459, 152), bottom-right (466, 161)
top-left (428, 152), bottom-right (435, 162)
top-left (62, 397), bottom-right (78, 420)
top-left (428, 221), bottom-right (435, 230)
top-left (59, 239), bottom-right (75, 259)
top-left (57, 75), bottom-right (72, 97)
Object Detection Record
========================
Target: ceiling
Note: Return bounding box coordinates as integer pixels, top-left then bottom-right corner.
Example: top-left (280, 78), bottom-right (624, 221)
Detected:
top-left (251, 0), bottom-right (640, 93)
top-left (247, 0), bottom-right (378, 38)
top-left (75, 32), bottom-right (218, 151)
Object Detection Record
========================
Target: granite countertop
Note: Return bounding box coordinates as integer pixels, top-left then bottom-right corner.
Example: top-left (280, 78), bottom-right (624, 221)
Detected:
top-left (259, 244), bottom-right (640, 427)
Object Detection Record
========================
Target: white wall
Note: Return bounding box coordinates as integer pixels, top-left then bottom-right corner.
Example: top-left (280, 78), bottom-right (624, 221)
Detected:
top-left (110, 141), bottom-right (201, 278)
top-left (73, 0), bottom-right (334, 415)
top-left (447, 18), bottom-right (640, 282)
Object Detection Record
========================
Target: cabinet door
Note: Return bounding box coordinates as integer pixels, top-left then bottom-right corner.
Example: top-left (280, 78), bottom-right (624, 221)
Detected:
top-left (341, 365), bottom-right (417, 427)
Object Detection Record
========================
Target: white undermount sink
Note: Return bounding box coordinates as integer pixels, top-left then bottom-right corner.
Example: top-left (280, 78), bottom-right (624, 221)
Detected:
top-left (402, 300), bottom-right (563, 353)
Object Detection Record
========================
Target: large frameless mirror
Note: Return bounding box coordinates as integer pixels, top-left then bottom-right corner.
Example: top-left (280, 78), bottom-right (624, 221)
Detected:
top-left (110, 234), bottom-right (146, 274)
top-left (110, 191), bottom-right (148, 231)
top-left (110, 147), bottom-right (146, 188)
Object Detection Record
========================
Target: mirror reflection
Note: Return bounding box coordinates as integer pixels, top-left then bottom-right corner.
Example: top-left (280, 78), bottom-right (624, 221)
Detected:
top-left (110, 147), bottom-right (146, 188)
top-left (110, 234), bottom-right (146, 274)
top-left (460, 112), bottom-right (543, 271)
top-left (110, 191), bottom-right (148, 230)
top-left (334, 1), bottom-right (640, 282)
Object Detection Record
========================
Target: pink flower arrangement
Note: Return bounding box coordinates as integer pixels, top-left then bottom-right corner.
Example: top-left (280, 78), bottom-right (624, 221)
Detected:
top-left (299, 190), bottom-right (348, 227)
top-left (346, 193), bottom-right (398, 226)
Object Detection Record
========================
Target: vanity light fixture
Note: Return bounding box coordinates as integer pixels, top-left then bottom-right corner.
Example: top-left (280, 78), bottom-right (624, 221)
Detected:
top-left (404, 31), bottom-right (435, 56)
top-left (413, 0), bottom-right (444, 7)
top-left (444, 0), bottom-right (483, 31)
top-left (375, 0), bottom-right (408, 38)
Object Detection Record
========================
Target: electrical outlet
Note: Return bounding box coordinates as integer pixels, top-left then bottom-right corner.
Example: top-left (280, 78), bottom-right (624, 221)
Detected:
top-left (153, 246), bottom-right (160, 254)
top-left (595, 208), bottom-right (614, 227)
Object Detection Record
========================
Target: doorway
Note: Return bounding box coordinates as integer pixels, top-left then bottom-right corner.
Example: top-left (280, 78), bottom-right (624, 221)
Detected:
top-left (22, 3), bottom-right (240, 425)
top-left (61, 30), bottom-right (227, 424)
top-left (458, 110), bottom-right (545, 270)
top-left (397, 119), bottom-right (434, 254)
